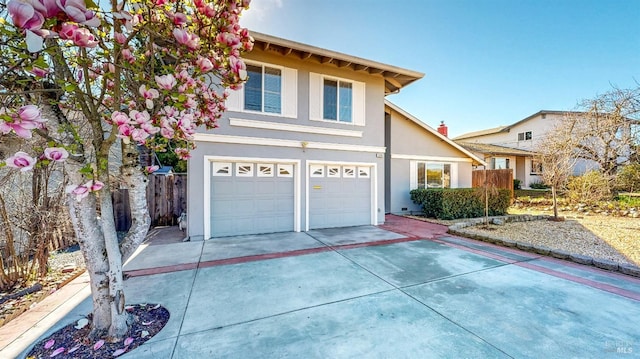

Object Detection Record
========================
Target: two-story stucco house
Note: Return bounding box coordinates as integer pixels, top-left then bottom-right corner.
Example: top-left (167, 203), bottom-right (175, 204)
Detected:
top-left (187, 32), bottom-right (484, 240)
top-left (454, 110), bottom-right (598, 188)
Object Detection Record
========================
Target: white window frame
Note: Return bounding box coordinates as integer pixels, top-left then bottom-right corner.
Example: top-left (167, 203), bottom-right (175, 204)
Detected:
top-left (322, 76), bottom-right (353, 123)
top-left (278, 164), bottom-right (294, 177)
top-left (236, 163), bottom-right (254, 177)
top-left (413, 161), bottom-right (452, 189)
top-left (309, 72), bottom-right (365, 126)
top-left (327, 166), bottom-right (341, 178)
top-left (243, 62), bottom-right (283, 114)
top-left (212, 162), bottom-right (232, 177)
top-left (342, 166), bottom-right (356, 178)
top-left (257, 163), bottom-right (274, 177)
top-left (310, 165), bottom-right (324, 177)
top-left (358, 167), bottom-right (370, 178)
top-left (225, 61), bottom-right (297, 118)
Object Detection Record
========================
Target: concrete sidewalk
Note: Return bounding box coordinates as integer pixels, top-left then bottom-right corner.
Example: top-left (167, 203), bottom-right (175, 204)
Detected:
top-left (3, 215), bottom-right (640, 358)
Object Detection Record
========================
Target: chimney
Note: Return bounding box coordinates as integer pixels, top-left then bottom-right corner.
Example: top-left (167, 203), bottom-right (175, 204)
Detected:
top-left (437, 121), bottom-right (448, 137)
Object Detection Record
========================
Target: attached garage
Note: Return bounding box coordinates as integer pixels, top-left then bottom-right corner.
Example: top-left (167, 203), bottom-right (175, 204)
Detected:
top-left (209, 161), bottom-right (297, 238)
top-left (308, 163), bottom-right (374, 230)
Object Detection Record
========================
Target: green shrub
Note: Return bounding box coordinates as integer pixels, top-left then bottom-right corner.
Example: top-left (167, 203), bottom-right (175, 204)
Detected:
top-left (410, 188), bottom-right (442, 218)
top-left (567, 171), bottom-right (612, 204)
top-left (513, 179), bottom-right (521, 190)
top-left (614, 164), bottom-right (640, 193)
top-left (529, 181), bottom-right (550, 189)
top-left (410, 188), bottom-right (511, 220)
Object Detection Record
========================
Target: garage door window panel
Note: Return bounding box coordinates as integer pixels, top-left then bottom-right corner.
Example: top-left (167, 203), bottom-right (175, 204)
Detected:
top-left (236, 163), bottom-right (254, 177)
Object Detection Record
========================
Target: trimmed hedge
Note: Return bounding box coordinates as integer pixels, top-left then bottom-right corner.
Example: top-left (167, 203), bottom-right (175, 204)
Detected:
top-left (410, 188), bottom-right (511, 220)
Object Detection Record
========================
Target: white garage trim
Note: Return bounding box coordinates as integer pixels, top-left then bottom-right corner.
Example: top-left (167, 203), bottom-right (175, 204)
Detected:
top-left (203, 155), bottom-right (301, 240)
top-left (194, 133), bottom-right (385, 153)
top-left (305, 160), bottom-right (378, 231)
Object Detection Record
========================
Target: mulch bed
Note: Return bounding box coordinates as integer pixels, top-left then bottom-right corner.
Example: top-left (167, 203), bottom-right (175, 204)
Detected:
top-left (26, 303), bottom-right (169, 358)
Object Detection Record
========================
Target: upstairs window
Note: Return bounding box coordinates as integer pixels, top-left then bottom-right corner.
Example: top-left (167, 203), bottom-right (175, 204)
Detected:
top-left (323, 79), bottom-right (352, 123)
top-left (309, 73), bottom-right (364, 126)
top-left (244, 64), bottom-right (282, 114)
top-left (518, 131), bottom-right (532, 141)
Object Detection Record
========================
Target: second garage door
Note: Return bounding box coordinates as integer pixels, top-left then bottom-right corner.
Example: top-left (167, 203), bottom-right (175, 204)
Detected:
top-left (308, 164), bottom-right (372, 229)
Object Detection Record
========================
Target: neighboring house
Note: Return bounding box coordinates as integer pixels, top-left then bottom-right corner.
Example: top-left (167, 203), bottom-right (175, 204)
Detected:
top-left (455, 142), bottom-right (538, 188)
top-left (187, 32), bottom-right (426, 240)
top-left (384, 101), bottom-right (485, 214)
top-left (453, 110), bottom-right (599, 188)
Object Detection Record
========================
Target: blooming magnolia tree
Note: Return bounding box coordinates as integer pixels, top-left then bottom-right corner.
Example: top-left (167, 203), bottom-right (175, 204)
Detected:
top-left (0, 0), bottom-right (252, 340)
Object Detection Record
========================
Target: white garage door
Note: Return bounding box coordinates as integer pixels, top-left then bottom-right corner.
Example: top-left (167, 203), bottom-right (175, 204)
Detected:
top-left (308, 164), bottom-right (372, 229)
top-left (210, 162), bottom-right (295, 238)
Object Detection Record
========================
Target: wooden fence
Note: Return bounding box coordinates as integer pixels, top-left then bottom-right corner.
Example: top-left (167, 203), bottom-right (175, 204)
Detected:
top-left (472, 169), bottom-right (514, 197)
top-left (113, 174), bottom-right (187, 231)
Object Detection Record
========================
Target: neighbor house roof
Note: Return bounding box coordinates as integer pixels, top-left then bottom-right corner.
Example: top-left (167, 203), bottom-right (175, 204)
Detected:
top-left (251, 32), bottom-right (425, 94)
top-left (453, 110), bottom-right (575, 141)
top-left (384, 100), bottom-right (487, 166)
top-left (455, 142), bottom-right (537, 157)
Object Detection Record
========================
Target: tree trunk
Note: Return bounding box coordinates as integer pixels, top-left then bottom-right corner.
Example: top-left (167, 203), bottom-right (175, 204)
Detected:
top-left (119, 142), bottom-right (151, 261)
top-left (97, 178), bottom-right (130, 340)
top-left (65, 167), bottom-right (112, 338)
top-left (552, 185), bottom-right (558, 219)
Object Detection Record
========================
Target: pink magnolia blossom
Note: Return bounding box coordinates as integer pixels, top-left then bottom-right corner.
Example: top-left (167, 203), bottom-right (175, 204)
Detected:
top-left (114, 31), bottom-right (126, 44)
top-left (140, 122), bottom-right (159, 135)
top-left (175, 148), bottom-right (191, 160)
top-left (110, 111), bottom-right (130, 126)
top-left (44, 147), bottom-right (69, 162)
top-left (56, 0), bottom-right (101, 27)
top-left (18, 104), bottom-right (42, 122)
top-left (196, 56), bottom-right (214, 72)
top-left (71, 27), bottom-right (98, 47)
top-left (30, 66), bottom-right (48, 77)
top-left (172, 28), bottom-right (199, 50)
top-left (139, 85), bottom-right (159, 109)
top-left (86, 180), bottom-right (103, 191)
top-left (155, 74), bottom-right (176, 90)
top-left (122, 48), bottom-right (135, 63)
top-left (145, 165), bottom-right (159, 174)
top-left (66, 184), bottom-right (89, 201)
top-left (169, 12), bottom-right (188, 26)
top-left (131, 128), bottom-right (149, 144)
top-left (58, 22), bottom-right (78, 40)
top-left (5, 151), bottom-right (36, 171)
top-left (7, 0), bottom-right (45, 31)
top-left (129, 110), bottom-right (150, 124)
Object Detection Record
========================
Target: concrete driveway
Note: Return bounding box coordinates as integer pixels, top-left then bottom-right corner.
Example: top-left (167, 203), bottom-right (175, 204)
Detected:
top-left (5, 216), bottom-right (640, 358)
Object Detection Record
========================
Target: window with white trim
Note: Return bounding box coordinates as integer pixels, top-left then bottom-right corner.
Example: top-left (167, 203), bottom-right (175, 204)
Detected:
top-left (327, 166), bottom-right (340, 178)
top-left (309, 73), bottom-right (365, 126)
top-left (212, 162), bottom-right (232, 176)
top-left (278, 164), bottom-right (293, 177)
top-left (236, 163), bottom-right (254, 177)
top-left (310, 165), bottom-right (324, 177)
top-left (245, 64), bottom-right (281, 114)
top-left (531, 159), bottom-right (543, 175)
top-left (416, 162), bottom-right (451, 189)
top-left (257, 164), bottom-right (274, 177)
top-left (323, 79), bottom-right (352, 123)
top-left (358, 167), bottom-right (370, 178)
top-left (492, 157), bottom-right (510, 169)
top-left (343, 166), bottom-right (356, 178)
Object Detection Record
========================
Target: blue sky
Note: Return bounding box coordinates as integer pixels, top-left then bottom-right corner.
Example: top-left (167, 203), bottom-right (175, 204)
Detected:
top-left (240, 0), bottom-right (639, 137)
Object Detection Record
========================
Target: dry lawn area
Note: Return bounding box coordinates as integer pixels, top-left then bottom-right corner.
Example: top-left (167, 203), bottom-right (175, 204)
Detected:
top-left (465, 209), bottom-right (640, 267)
